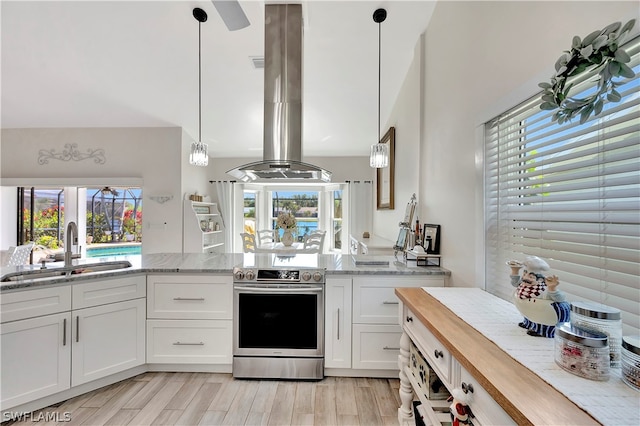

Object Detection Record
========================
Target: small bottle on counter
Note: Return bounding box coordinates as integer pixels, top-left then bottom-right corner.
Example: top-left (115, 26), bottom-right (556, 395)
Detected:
top-left (415, 217), bottom-right (421, 245)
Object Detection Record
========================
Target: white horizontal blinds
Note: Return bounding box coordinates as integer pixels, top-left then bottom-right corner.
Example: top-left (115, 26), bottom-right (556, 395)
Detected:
top-left (485, 37), bottom-right (640, 334)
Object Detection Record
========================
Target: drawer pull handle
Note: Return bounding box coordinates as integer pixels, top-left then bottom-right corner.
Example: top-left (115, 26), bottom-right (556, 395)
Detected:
top-left (173, 341), bottom-right (205, 346)
top-left (462, 382), bottom-right (474, 394)
top-left (383, 346), bottom-right (400, 351)
top-left (382, 301), bottom-right (399, 305)
top-left (63, 318), bottom-right (67, 346)
top-left (434, 349), bottom-right (444, 359)
top-left (406, 316), bottom-right (413, 322)
top-left (173, 297), bottom-right (205, 301)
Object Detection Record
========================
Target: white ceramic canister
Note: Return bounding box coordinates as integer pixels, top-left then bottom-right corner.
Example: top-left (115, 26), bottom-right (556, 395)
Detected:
top-left (621, 336), bottom-right (640, 391)
top-left (555, 323), bottom-right (610, 381)
top-left (570, 301), bottom-right (622, 368)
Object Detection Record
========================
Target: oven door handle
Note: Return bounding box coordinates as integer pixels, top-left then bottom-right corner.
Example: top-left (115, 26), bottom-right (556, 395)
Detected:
top-left (234, 286), bottom-right (324, 292)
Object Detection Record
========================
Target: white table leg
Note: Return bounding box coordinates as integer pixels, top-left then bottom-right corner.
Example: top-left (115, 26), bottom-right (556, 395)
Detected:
top-left (398, 330), bottom-right (415, 425)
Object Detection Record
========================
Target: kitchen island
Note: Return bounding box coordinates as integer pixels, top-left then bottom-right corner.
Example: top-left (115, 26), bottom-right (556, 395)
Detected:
top-left (396, 287), bottom-right (638, 426)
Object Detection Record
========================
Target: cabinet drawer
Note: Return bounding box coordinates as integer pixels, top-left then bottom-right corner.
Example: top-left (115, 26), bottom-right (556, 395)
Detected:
top-left (147, 275), bottom-right (232, 320)
top-left (352, 324), bottom-right (402, 370)
top-left (1, 286), bottom-right (71, 323)
top-left (72, 275), bottom-right (145, 309)
top-left (404, 307), bottom-right (452, 387)
top-left (353, 277), bottom-right (443, 324)
top-left (146, 319), bottom-right (232, 364)
top-left (460, 364), bottom-right (516, 426)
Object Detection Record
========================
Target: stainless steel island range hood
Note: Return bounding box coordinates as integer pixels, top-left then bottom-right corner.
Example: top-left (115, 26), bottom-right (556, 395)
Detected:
top-left (227, 4), bottom-right (331, 182)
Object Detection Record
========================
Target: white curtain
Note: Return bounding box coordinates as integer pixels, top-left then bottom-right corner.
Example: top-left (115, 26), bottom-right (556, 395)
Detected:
top-left (213, 181), bottom-right (234, 252)
top-left (348, 181), bottom-right (373, 241)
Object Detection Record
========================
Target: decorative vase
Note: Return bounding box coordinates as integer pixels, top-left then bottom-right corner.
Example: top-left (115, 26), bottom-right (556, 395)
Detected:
top-left (281, 230), bottom-right (294, 247)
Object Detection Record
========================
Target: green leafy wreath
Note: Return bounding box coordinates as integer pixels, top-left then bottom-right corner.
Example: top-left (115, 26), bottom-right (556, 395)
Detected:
top-left (539, 19), bottom-right (636, 124)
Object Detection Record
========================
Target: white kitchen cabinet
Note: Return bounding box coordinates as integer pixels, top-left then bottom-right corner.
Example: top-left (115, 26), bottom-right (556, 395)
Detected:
top-left (147, 274), bottom-right (232, 320)
top-left (324, 277), bottom-right (352, 369)
top-left (353, 276), bottom-right (443, 324)
top-left (183, 201), bottom-right (225, 254)
top-left (146, 319), bottom-right (232, 364)
top-left (1, 312), bottom-right (71, 410)
top-left (146, 274), bottom-right (232, 367)
top-left (0, 276), bottom-right (145, 410)
top-left (71, 297), bottom-right (146, 386)
top-left (352, 324), bottom-right (402, 370)
top-left (350, 276), bottom-right (443, 371)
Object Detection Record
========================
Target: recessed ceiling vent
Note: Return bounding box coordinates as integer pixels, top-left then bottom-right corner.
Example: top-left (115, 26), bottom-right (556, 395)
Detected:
top-left (250, 56), bottom-right (264, 69)
top-left (227, 4), bottom-right (332, 182)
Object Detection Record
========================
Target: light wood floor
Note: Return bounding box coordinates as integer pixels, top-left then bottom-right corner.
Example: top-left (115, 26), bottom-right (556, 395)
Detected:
top-left (7, 373), bottom-right (401, 426)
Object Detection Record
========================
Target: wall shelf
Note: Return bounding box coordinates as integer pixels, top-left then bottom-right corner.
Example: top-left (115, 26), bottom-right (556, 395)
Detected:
top-left (183, 201), bottom-right (225, 254)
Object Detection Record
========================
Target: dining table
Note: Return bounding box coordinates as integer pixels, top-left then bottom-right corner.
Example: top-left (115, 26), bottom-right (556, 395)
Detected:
top-left (256, 241), bottom-right (318, 254)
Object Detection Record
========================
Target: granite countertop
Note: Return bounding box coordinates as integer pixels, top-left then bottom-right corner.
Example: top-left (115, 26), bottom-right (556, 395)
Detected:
top-left (1, 252), bottom-right (450, 292)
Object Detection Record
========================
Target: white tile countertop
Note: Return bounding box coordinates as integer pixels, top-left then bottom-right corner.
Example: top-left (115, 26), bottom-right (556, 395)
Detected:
top-left (424, 287), bottom-right (639, 426)
top-left (1, 253), bottom-right (450, 292)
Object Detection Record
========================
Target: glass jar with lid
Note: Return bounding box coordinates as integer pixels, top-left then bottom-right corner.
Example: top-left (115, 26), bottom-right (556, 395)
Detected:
top-left (570, 301), bottom-right (622, 368)
top-left (555, 323), bottom-right (610, 381)
top-left (621, 336), bottom-right (640, 391)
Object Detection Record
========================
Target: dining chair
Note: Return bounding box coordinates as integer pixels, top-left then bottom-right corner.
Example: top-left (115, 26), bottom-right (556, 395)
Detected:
top-left (240, 233), bottom-right (257, 253)
top-left (257, 229), bottom-right (276, 246)
top-left (6, 242), bottom-right (35, 266)
top-left (303, 231), bottom-right (326, 253)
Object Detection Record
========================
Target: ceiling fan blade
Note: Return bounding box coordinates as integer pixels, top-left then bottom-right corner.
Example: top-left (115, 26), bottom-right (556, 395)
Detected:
top-left (211, 0), bottom-right (250, 31)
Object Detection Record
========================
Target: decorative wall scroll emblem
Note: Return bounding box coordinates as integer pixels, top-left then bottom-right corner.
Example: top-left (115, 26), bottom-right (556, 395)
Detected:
top-left (38, 143), bottom-right (106, 165)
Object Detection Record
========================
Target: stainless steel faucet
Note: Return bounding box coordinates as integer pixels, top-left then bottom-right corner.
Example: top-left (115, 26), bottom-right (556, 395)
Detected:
top-left (64, 221), bottom-right (78, 267)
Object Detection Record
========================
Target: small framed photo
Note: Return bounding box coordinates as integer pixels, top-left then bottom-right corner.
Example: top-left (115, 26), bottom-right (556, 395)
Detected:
top-left (422, 224), bottom-right (441, 254)
top-left (193, 205), bottom-right (211, 214)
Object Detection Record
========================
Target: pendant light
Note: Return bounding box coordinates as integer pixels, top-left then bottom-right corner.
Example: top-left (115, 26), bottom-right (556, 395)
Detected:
top-left (370, 8), bottom-right (388, 168)
top-left (190, 8), bottom-right (209, 167)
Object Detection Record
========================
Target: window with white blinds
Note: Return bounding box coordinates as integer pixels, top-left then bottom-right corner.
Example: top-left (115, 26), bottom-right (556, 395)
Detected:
top-left (484, 37), bottom-right (640, 335)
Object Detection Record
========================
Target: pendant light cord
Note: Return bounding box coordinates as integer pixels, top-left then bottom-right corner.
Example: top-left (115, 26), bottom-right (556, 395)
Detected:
top-left (198, 20), bottom-right (202, 144)
top-left (377, 20), bottom-right (381, 143)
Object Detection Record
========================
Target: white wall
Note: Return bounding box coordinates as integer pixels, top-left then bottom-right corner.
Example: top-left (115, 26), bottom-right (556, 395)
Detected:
top-left (0, 127), bottom-right (185, 253)
top-left (373, 34), bottom-right (424, 243)
top-left (415, 1), bottom-right (640, 287)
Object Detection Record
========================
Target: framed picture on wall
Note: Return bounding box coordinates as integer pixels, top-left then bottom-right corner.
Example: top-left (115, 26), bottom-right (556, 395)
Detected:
top-left (376, 127), bottom-right (395, 210)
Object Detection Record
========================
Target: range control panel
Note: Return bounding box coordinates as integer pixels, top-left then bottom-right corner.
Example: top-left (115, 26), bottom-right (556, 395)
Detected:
top-left (233, 267), bottom-right (325, 283)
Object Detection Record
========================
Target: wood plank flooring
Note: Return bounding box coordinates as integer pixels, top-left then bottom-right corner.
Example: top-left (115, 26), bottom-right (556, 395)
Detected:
top-left (6, 373), bottom-right (401, 426)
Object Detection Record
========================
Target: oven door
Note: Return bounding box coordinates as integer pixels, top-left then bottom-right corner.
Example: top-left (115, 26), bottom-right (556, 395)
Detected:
top-left (233, 283), bottom-right (324, 358)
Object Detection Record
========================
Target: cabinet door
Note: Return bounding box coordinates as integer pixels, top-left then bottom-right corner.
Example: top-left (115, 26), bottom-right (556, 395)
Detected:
top-left (352, 324), bottom-right (402, 370)
top-left (1, 312), bottom-right (71, 410)
top-left (72, 275), bottom-right (145, 310)
top-left (459, 363), bottom-right (516, 426)
top-left (324, 278), bottom-right (352, 369)
top-left (146, 319), bottom-right (232, 364)
top-left (353, 276), bottom-right (442, 324)
top-left (72, 298), bottom-right (145, 386)
top-left (147, 274), bottom-right (232, 320)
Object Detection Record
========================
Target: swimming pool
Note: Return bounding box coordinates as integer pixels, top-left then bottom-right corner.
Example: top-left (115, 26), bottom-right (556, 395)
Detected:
top-left (87, 245), bottom-right (141, 258)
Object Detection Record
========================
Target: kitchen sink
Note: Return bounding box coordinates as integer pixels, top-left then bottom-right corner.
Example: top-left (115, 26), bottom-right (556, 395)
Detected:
top-left (1, 261), bottom-right (133, 282)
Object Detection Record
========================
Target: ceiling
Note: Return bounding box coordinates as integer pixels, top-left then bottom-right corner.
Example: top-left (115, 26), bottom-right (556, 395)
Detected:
top-left (1, 1), bottom-right (435, 158)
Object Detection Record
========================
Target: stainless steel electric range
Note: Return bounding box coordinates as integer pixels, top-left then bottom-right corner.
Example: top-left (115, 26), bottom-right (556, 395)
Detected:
top-left (232, 258), bottom-right (325, 380)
